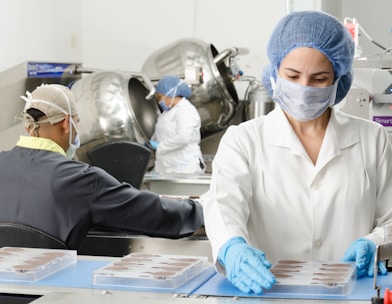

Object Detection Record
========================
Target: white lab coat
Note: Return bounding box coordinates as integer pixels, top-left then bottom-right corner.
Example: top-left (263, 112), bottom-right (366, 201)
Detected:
top-left (202, 106), bottom-right (392, 271)
top-left (151, 98), bottom-right (204, 174)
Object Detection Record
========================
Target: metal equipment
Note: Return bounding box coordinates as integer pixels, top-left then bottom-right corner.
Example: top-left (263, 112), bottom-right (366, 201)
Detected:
top-left (70, 70), bottom-right (159, 163)
top-left (339, 88), bottom-right (370, 120)
top-left (141, 38), bottom-right (248, 137)
top-left (69, 38), bottom-right (251, 167)
top-left (372, 241), bottom-right (392, 303)
top-left (343, 59), bottom-right (392, 141)
top-left (139, 38), bottom-right (252, 171)
top-left (243, 78), bottom-right (274, 121)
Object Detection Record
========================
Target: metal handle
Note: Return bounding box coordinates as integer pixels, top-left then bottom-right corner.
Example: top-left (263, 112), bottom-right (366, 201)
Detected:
top-left (213, 47), bottom-right (249, 65)
top-left (373, 241), bottom-right (392, 297)
top-left (127, 71), bottom-right (156, 100)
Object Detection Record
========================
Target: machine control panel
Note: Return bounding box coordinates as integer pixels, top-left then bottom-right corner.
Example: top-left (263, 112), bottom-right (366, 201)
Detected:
top-left (340, 88), bottom-right (370, 119)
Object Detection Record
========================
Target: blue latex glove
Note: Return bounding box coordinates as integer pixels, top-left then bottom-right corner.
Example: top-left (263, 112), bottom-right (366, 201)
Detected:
top-left (341, 238), bottom-right (388, 277)
top-left (218, 236), bottom-right (276, 294)
top-left (149, 140), bottom-right (159, 150)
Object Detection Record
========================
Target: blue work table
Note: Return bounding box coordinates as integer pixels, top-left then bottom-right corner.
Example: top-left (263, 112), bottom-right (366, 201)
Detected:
top-left (0, 255), bottom-right (389, 304)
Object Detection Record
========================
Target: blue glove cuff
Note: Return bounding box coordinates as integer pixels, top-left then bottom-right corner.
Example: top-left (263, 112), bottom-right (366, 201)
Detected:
top-left (149, 140), bottom-right (159, 150)
top-left (217, 236), bottom-right (276, 294)
top-left (358, 238), bottom-right (373, 243)
top-left (218, 236), bottom-right (247, 267)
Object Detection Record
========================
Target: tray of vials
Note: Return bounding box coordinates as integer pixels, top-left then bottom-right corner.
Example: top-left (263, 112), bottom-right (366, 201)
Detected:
top-left (266, 260), bottom-right (357, 296)
top-left (93, 253), bottom-right (209, 289)
top-left (0, 247), bottom-right (76, 282)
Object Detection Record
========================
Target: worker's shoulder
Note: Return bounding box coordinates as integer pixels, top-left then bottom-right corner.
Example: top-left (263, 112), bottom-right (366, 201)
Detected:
top-left (179, 99), bottom-right (199, 111)
top-left (226, 115), bottom-right (266, 133)
top-left (55, 157), bottom-right (90, 173)
top-left (334, 109), bottom-right (385, 132)
top-left (222, 116), bottom-right (266, 146)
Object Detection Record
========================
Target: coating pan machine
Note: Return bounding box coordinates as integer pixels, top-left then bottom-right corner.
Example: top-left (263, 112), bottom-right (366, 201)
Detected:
top-left (72, 38), bottom-right (250, 163)
top-left (141, 38), bottom-right (245, 136)
top-left (71, 71), bottom-right (160, 163)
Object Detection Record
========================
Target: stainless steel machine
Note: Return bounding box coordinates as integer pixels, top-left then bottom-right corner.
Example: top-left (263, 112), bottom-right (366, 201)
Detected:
top-left (141, 38), bottom-right (244, 135)
top-left (70, 70), bottom-right (159, 164)
top-left (340, 59), bottom-right (392, 141)
top-left (71, 38), bottom-right (255, 168)
top-left (141, 38), bottom-right (265, 165)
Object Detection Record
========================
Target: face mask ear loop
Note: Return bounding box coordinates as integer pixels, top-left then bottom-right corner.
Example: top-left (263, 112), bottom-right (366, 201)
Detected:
top-left (51, 86), bottom-right (73, 145)
top-left (168, 80), bottom-right (184, 107)
top-left (270, 76), bottom-right (276, 91)
top-left (169, 86), bottom-right (178, 107)
top-left (28, 124), bottom-right (40, 137)
top-left (64, 92), bottom-right (73, 145)
top-left (270, 68), bottom-right (278, 91)
top-left (330, 76), bottom-right (341, 106)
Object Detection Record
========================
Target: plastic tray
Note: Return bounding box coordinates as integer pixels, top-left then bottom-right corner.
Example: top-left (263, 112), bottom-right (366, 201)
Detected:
top-left (266, 260), bottom-right (357, 296)
top-left (93, 253), bottom-right (209, 289)
top-left (0, 247), bottom-right (76, 282)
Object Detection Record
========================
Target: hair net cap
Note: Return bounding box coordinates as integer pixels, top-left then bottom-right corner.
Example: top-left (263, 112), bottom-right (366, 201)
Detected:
top-left (156, 75), bottom-right (192, 98)
top-left (22, 84), bottom-right (78, 124)
top-left (262, 11), bottom-right (355, 105)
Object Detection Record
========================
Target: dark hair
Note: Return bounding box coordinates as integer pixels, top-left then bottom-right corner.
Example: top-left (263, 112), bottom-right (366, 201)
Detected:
top-left (27, 108), bottom-right (46, 121)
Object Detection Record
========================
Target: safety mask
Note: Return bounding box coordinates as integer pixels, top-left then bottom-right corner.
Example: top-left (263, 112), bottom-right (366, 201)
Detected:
top-left (159, 100), bottom-right (171, 112)
top-left (271, 75), bottom-right (339, 121)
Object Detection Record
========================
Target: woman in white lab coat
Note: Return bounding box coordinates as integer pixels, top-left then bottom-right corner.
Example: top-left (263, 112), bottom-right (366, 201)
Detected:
top-left (150, 75), bottom-right (204, 174)
top-left (202, 11), bottom-right (392, 294)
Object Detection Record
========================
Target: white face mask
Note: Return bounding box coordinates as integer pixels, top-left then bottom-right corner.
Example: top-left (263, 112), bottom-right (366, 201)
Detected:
top-left (159, 100), bottom-right (171, 111)
top-left (271, 75), bottom-right (339, 121)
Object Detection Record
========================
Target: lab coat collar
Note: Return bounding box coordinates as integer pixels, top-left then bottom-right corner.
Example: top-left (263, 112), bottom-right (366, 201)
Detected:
top-left (315, 108), bottom-right (360, 171)
top-left (16, 136), bottom-right (66, 156)
top-left (329, 109), bottom-right (361, 149)
top-left (263, 106), bottom-right (293, 147)
top-left (160, 97), bottom-right (187, 115)
top-left (264, 106), bottom-right (360, 167)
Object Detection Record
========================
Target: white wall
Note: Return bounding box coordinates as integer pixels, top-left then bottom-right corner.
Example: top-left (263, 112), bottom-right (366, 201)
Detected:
top-left (80, 0), bottom-right (195, 72)
top-left (80, 0), bottom-right (287, 80)
top-left (0, 0), bottom-right (82, 71)
top-left (0, 0), bottom-right (292, 81)
top-left (1, 0), bottom-right (391, 79)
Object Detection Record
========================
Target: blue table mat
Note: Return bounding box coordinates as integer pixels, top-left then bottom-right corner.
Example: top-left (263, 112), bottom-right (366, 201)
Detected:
top-left (1, 259), bottom-right (391, 300)
top-left (0, 260), bottom-right (216, 296)
top-left (193, 271), bottom-right (392, 300)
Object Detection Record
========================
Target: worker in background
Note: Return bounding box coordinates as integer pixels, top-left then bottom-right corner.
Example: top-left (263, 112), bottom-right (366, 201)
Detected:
top-left (202, 11), bottom-right (392, 294)
top-left (0, 84), bottom-right (204, 250)
top-left (149, 75), bottom-right (205, 174)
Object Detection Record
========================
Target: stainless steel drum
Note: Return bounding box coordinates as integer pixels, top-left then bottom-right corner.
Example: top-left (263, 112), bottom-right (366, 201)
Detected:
top-left (70, 70), bottom-right (160, 163)
top-left (142, 38), bottom-right (243, 136)
top-left (244, 79), bottom-right (275, 120)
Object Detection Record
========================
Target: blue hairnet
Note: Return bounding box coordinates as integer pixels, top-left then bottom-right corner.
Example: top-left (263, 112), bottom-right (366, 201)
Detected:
top-left (156, 75), bottom-right (192, 98)
top-left (262, 11), bottom-right (355, 105)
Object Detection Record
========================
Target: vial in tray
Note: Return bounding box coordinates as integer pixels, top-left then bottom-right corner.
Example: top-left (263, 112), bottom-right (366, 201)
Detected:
top-left (0, 247), bottom-right (76, 282)
top-left (266, 260), bottom-right (357, 296)
top-left (93, 253), bottom-right (209, 289)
